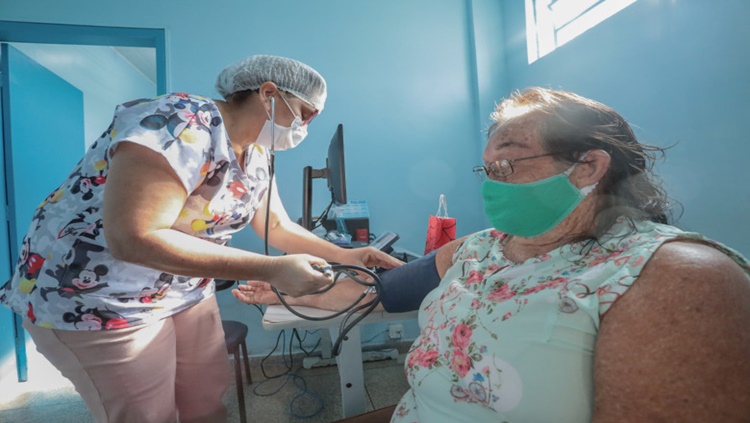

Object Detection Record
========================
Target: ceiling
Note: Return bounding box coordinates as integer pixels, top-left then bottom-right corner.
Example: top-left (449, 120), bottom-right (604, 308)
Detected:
top-left (113, 46), bottom-right (156, 85)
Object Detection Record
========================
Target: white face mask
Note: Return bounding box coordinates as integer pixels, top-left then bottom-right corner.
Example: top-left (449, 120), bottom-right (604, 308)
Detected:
top-left (254, 94), bottom-right (308, 151)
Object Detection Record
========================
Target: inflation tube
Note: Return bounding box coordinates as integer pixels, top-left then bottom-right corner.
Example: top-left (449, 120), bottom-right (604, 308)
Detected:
top-left (261, 95), bottom-right (383, 356)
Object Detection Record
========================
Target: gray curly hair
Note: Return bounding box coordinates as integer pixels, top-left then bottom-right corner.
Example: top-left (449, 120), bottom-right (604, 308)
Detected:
top-left (488, 87), bottom-right (672, 237)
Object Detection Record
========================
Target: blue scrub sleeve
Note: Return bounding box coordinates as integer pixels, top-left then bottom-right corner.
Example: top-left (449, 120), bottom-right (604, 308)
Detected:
top-left (377, 251), bottom-right (441, 313)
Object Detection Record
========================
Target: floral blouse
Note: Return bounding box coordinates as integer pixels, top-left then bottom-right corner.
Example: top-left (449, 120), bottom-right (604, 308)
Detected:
top-left (1, 93), bottom-right (270, 330)
top-left (392, 218), bottom-right (750, 423)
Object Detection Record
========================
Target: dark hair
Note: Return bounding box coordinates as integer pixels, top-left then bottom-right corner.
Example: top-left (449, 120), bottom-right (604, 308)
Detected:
top-left (225, 89), bottom-right (259, 105)
top-left (489, 87), bottom-right (674, 237)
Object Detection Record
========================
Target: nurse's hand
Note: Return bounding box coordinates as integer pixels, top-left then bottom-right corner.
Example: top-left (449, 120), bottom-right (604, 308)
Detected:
top-left (267, 254), bottom-right (334, 297)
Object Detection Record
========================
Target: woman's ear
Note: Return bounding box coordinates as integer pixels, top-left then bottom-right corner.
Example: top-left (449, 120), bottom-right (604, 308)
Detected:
top-left (257, 81), bottom-right (278, 113)
top-left (573, 149), bottom-right (610, 188)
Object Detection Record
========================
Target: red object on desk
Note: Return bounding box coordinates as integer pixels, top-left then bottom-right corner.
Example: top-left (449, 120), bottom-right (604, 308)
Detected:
top-left (355, 228), bottom-right (369, 242)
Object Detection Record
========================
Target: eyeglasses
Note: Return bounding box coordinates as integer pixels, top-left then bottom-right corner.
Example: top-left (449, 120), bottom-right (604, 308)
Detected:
top-left (280, 91), bottom-right (319, 125)
top-left (473, 153), bottom-right (557, 180)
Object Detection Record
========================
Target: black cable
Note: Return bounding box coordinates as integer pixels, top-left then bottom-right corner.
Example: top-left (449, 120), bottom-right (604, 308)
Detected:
top-left (253, 326), bottom-right (325, 418)
top-left (264, 155), bottom-right (275, 257)
top-left (273, 265), bottom-right (379, 318)
top-left (271, 264), bottom-right (383, 356)
top-left (260, 96), bottom-right (383, 359)
top-left (259, 330), bottom-right (292, 380)
top-left (361, 329), bottom-right (387, 344)
top-left (264, 169), bottom-right (384, 355)
top-left (287, 371), bottom-right (324, 419)
top-left (253, 95), bottom-right (326, 419)
top-left (311, 199), bottom-right (334, 230)
top-left (286, 329), bottom-right (324, 418)
top-left (331, 290), bottom-right (381, 356)
top-left (263, 96), bottom-right (276, 258)
top-left (292, 328), bottom-right (321, 357)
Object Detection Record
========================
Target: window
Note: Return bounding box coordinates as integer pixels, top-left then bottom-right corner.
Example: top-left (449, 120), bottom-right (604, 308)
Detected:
top-left (526, 0), bottom-right (638, 63)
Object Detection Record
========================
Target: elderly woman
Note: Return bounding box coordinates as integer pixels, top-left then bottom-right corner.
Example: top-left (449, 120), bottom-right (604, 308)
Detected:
top-left (235, 87), bottom-right (750, 422)
top-left (1, 54), bottom-right (400, 423)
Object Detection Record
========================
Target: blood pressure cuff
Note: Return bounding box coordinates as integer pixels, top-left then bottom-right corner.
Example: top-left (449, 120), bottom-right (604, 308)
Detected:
top-left (377, 250), bottom-right (441, 313)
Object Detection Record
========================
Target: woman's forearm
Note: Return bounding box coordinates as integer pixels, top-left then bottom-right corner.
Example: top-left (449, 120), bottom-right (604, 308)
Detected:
top-left (109, 227), bottom-right (278, 281)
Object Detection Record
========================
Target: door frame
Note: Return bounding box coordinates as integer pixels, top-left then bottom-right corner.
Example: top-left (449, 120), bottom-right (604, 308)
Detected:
top-left (0, 20), bottom-right (168, 93)
top-left (0, 20), bottom-right (168, 381)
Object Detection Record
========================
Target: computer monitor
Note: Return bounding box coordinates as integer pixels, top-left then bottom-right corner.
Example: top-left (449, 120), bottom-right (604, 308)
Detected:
top-left (301, 124), bottom-right (347, 230)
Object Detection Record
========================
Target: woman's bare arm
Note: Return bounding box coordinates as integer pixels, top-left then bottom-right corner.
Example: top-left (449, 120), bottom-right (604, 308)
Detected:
top-left (592, 241), bottom-right (750, 422)
top-left (249, 178), bottom-right (402, 270)
top-left (103, 142), bottom-right (333, 296)
top-left (233, 236), bottom-right (469, 310)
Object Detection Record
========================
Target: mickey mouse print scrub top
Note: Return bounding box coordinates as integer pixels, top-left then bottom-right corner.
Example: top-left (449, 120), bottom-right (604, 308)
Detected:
top-left (1, 93), bottom-right (270, 331)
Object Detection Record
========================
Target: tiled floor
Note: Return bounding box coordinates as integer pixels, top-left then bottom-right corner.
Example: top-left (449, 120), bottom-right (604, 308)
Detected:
top-left (0, 345), bottom-right (410, 423)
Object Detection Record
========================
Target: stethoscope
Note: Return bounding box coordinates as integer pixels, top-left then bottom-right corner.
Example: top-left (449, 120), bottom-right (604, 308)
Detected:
top-left (261, 95), bottom-right (383, 356)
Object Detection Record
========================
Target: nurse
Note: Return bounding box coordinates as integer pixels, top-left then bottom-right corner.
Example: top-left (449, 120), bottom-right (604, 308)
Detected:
top-left (0, 54), bottom-right (401, 423)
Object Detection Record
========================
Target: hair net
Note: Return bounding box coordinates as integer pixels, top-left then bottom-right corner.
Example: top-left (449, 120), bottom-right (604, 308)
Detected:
top-left (215, 55), bottom-right (327, 111)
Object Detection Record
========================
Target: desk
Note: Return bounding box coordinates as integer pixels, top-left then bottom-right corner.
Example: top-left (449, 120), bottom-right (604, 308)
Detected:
top-left (262, 304), bottom-right (417, 418)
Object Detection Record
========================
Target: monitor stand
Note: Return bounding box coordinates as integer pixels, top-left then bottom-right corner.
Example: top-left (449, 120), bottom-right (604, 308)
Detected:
top-left (301, 165), bottom-right (328, 230)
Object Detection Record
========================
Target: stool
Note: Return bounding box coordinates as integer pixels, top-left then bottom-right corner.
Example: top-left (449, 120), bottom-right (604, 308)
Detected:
top-left (215, 279), bottom-right (252, 423)
top-left (223, 320), bottom-right (251, 423)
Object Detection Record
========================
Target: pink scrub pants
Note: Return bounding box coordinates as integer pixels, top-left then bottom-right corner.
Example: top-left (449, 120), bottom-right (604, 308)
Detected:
top-left (23, 296), bottom-right (231, 423)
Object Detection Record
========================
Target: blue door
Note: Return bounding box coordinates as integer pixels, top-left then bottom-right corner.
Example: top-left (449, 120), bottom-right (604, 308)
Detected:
top-left (1, 43), bottom-right (85, 381)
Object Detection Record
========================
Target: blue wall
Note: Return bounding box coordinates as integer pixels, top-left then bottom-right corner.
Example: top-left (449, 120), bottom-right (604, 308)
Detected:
top-left (0, 0), bottom-right (495, 356)
top-left (1, 0), bottom-right (491, 250)
top-left (3, 0), bottom-right (747, 360)
top-left (498, 0), bottom-right (750, 256)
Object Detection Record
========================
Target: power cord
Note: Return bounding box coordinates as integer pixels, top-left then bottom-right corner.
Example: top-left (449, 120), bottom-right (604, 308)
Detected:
top-left (254, 327), bottom-right (326, 418)
top-left (362, 329), bottom-right (388, 344)
top-left (311, 199), bottom-right (334, 231)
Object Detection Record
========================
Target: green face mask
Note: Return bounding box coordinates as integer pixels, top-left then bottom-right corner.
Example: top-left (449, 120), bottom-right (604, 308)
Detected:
top-left (481, 165), bottom-right (595, 238)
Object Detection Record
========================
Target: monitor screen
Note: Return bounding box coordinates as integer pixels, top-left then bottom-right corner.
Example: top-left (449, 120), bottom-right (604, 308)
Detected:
top-left (326, 124), bottom-right (347, 205)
